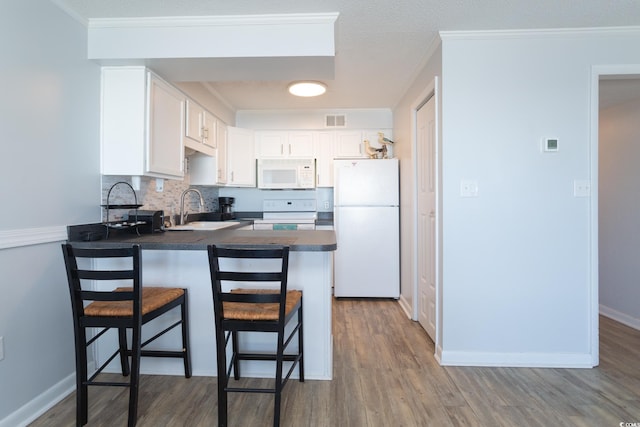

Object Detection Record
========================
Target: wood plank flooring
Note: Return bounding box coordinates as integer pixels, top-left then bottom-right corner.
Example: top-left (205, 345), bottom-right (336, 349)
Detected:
top-left (30, 299), bottom-right (640, 426)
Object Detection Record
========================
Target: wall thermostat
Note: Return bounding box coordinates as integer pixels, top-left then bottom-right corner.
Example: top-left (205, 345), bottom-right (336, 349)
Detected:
top-left (543, 138), bottom-right (559, 152)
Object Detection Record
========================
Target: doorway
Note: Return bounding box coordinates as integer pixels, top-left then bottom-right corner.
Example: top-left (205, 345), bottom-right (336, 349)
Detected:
top-left (416, 95), bottom-right (436, 339)
top-left (590, 66), bottom-right (640, 365)
top-left (412, 77), bottom-right (440, 348)
top-left (598, 74), bottom-right (640, 328)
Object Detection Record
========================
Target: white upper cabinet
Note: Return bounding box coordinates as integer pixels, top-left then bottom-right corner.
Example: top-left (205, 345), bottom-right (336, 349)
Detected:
top-left (257, 131), bottom-right (314, 158)
top-left (190, 125), bottom-right (256, 187)
top-left (334, 131), bottom-right (366, 158)
top-left (185, 100), bottom-right (216, 156)
top-left (287, 131), bottom-right (314, 157)
top-left (189, 121), bottom-right (226, 186)
top-left (202, 111), bottom-right (217, 150)
top-left (216, 120), bottom-right (228, 184)
top-left (315, 131), bottom-right (335, 187)
top-left (227, 126), bottom-right (256, 187)
top-left (101, 66), bottom-right (185, 179)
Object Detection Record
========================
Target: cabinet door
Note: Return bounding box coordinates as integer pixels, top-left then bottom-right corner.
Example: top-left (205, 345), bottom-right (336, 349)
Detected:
top-left (335, 131), bottom-right (365, 158)
top-left (216, 121), bottom-right (228, 184)
top-left (288, 131), bottom-right (314, 157)
top-left (202, 111), bottom-right (217, 150)
top-left (185, 99), bottom-right (204, 144)
top-left (315, 131), bottom-right (335, 187)
top-left (147, 74), bottom-right (185, 178)
top-left (257, 131), bottom-right (287, 158)
top-left (227, 126), bottom-right (256, 187)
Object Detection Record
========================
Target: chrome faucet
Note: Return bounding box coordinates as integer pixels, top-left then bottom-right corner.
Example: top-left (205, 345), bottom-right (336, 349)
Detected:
top-left (179, 188), bottom-right (205, 225)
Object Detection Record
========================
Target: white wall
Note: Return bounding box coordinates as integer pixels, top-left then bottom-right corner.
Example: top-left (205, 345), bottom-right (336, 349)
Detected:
top-left (438, 28), bottom-right (640, 367)
top-left (599, 96), bottom-right (640, 327)
top-left (0, 0), bottom-right (101, 424)
top-left (236, 108), bottom-right (392, 130)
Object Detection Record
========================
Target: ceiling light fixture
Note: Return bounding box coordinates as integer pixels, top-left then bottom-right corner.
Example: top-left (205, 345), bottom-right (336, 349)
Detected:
top-left (288, 81), bottom-right (327, 97)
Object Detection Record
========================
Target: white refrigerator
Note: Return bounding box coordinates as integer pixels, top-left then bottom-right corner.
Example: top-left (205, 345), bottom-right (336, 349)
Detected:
top-left (333, 158), bottom-right (400, 298)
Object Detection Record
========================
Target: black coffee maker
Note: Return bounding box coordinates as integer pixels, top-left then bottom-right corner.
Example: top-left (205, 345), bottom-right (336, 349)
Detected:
top-left (218, 197), bottom-right (235, 220)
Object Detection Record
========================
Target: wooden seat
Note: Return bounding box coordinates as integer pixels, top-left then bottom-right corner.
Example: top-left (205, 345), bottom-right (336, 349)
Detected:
top-left (207, 245), bottom-right (304, 427)
top-left (61, 244), bottom-right (192, 427)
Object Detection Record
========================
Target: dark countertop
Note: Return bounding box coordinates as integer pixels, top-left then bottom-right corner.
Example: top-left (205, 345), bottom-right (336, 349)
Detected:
top-left (68, 222), bottom-right (336, 252)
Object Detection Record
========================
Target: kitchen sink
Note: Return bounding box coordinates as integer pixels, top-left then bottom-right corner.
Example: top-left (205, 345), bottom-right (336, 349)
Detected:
top-left (167, 221), bottom-right (241, 231)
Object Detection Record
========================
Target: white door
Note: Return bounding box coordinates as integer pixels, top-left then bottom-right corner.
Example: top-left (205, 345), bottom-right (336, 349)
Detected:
top-left (417, 95), bottom-right (436, 340)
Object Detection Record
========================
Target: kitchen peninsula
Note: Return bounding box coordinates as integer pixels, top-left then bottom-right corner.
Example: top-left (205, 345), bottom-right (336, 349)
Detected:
top-left (68, 227), bottom-right (337, 380)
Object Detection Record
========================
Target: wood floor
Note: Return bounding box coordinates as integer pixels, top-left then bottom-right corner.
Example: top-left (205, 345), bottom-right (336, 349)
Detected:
top-left (31, 299), bottom-right (640, 426)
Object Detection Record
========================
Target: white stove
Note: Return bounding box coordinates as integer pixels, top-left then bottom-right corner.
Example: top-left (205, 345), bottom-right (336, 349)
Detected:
top-left (253, 199), bottom-right (317, 231)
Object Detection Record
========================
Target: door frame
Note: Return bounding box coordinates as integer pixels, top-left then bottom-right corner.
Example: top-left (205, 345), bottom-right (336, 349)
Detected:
top-left (589, 64), bottom-right (640, 366)
top-left (410, 76), bottom-right (441, 353)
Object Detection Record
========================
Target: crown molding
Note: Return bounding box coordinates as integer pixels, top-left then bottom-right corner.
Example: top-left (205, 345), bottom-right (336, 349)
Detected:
top-left (440, 25), bottom-right (640, 40)
top-left (50, 0), bottom-right (89, 27)
top-left (88, 13), bottom-right (339, 29)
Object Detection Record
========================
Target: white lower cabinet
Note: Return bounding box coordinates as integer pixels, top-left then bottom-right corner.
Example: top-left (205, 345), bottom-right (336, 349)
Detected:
top-left (101, 66), bottom-right (185, 179)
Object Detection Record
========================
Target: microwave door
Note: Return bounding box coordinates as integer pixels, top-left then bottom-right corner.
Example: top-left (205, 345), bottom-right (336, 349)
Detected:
top-left (262, 169), bottom-right (297, 188)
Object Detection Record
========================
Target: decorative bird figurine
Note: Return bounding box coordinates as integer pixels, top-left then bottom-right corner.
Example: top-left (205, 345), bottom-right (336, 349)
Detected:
top-left (378, 132), bottom-right (395, 145)
top-left (364, 139), bottom-right (382, 159)
top-left (377, 132), bottom-right (395, 158)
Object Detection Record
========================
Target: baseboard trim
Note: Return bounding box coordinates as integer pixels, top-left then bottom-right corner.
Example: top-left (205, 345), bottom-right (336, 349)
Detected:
top-left (439, 350), bottom-right (595, 368)
top-left (0, 373), bottom-right (75, 427)
top-left (397, 295), bottom-right (413, 319)
top-left (600, 304), bottom-right (640, 330)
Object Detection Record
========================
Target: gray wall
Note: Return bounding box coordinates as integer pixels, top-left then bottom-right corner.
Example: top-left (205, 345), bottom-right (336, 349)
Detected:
top-left (0, 0), bottom-right (101, 423)
top-left (438, 29), bottom-right (640, 366)
top-left (599, 96), bottom-right (640, 326)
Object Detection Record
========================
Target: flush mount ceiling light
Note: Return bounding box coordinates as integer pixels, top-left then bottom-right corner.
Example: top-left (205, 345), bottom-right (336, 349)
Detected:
top-left (288, 81), bottom-right (327, 97)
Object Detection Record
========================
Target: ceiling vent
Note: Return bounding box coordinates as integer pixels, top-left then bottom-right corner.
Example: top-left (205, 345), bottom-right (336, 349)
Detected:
top-left (325, 114), bottom-right (346, 128)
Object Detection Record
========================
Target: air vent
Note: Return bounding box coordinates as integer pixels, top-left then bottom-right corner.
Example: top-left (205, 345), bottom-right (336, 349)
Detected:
top-left (325, 114), bottom-right (346, 128)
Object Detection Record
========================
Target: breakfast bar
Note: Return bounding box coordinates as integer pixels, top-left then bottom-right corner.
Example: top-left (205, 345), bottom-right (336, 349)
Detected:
top-left (68, 227), bottom-right (337, 380)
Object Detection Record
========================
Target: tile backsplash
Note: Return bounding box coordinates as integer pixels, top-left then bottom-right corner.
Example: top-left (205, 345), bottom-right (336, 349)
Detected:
top-left (101, 175), bottom-right (219, 222)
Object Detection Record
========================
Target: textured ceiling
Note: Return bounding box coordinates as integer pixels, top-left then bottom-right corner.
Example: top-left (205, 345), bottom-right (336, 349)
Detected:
top-left (56, 0), bottom-right (640, 110)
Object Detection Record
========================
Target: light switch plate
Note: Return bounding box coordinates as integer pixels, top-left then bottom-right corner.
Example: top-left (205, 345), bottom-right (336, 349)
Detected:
top-left (574, 180), bottom-right (591, 197)
top-left (156, 178), bottom-right (164, 192)
top-left (460, 180), bottom-right (479, 197)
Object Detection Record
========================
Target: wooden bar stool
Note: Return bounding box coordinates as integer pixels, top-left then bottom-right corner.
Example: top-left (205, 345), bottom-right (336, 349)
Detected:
top-left (207, 245), bottom-right (304, 427)
top-left (62, 243), bottom-right (192, 427)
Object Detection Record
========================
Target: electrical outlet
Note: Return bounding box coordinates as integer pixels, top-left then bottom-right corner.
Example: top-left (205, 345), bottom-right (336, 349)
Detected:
top-left (323, 200), bottom-right (330, 210)
top-left (156, 178), bottom-right (164, 192)
top-left (0, 336), bottom-right (4, 361)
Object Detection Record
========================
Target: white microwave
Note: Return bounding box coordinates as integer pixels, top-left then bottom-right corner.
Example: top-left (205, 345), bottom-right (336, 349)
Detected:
top-left (257, 158), bottom-right (316, 189)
